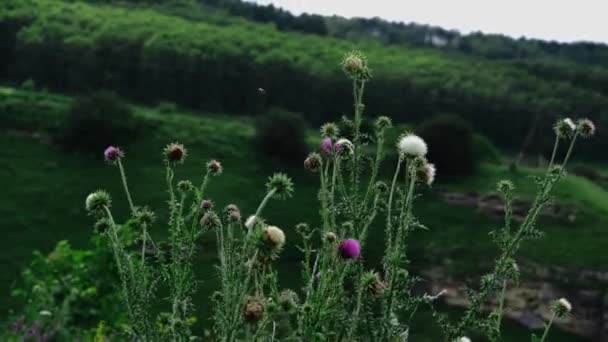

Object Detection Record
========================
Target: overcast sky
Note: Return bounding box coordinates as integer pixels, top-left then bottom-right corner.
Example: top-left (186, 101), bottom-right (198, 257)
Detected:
top-left (246, 0), bottom-right (608, 43)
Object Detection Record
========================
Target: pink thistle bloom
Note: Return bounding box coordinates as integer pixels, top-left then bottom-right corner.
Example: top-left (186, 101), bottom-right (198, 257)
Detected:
top-left (321, 137), bottom-right (333, 154)
top-left (339, 239), bottom-right (360, 259)
top-left (104, 146), bottom-right (124, 163)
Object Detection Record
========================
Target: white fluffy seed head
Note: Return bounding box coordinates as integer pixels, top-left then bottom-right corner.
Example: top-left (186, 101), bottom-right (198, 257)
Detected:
top-left (457, 337), bottom-right (471, 342)
top-left (558, 298), bottom-right (572, 312)
top-left (424, 163), bottom-right (436, 185)
top-left (563, 118), bottom-right (576, 131)
top-left (263, 226), bottom-right (286, 248)
top-left (397, 134), bottom-right (428, 157)
top-left (245, 215), bottom-right (257, 229)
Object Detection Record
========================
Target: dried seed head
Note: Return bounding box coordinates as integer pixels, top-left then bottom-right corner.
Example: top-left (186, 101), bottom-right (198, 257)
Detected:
top-left (243, 297), bottom-right (264, 322)
top-left (397, 134), bottom-right (428, 158)
top-left (577, 118), bottom-right (596, 138)
top-left (554, 118), bottom-right (576, 138)
top-left (304, 153), bottom-right (322, 172)
top-left (103, 146), bottom-right (124, 164)
top-left (207, 160), bottom-right (222, 175)
top-left (262, 226), bottom-right (286, 249)
top-left (417, 162), bottom-right (436, 186)
top-left (85, 190), bottom-right (111, 213)
top-left (163, 143), bottom-right (187, 164)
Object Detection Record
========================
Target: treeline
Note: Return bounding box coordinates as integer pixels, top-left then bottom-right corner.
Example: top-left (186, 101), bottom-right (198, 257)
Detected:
top-left (0, 0), bottom-right (607, 159)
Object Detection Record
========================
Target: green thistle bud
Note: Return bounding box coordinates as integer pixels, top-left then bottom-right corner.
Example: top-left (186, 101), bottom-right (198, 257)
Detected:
top-left (323, 232), bottom-right (337, 243)
top-left (375, 116), bottom-right (393, 131)
top-left (278, 290), bottom-right (299, 312)
top-left (362, 271), bottom-right (386, 297)
top-left (375, 181), bottom-right (389, 194)
top-left (295, 223), bottom-right (311, 235)
top-left (200, 211), bottom-right (221, 230)
top-left (341, 50), bottom-right (371, 80)
top-left (94, 217), bottom-right (112, 232)
top-left (266, 173), bottom-right (294, 200)
top-left (85, 190), bottom-right (111, 213)
top-left (177, 180), bottom-right (194, 192)
top-left (134, 206), bottom-right (156, 225)
top-left (497, 180), bottom-right (515, 194)
top-left (577, 118), bottom-right (595, 138)
top-left (320, 122), bottom-right (340, 139)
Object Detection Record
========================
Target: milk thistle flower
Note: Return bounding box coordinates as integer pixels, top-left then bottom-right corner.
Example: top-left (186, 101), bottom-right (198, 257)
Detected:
top-left (262, 226), bottom-right (286, 249)
top-left (266, 173), bottom-right (294, 200)
top-left (304, 153), bottom-right (322, 172)
top-left (320, 122), bottom-right (340, 139)
top-left (554, 118), bottom-right (576, 138)
top-left (163, 142), bottom-right (187, 164)
top-left (206, 160), bottom-right (222, 175)
top-left (338, 239), bottom-right (360, 259)
top-left (397, 134), bottom-right (428, 158)
top-left (321, 137), bottom-right (333, 154)
top-left (577, 118), bottom-right (596, 138)
top-left (85, 190), bottom-right (111, 213)
top-left (103, 146), bottom-right (124, 164)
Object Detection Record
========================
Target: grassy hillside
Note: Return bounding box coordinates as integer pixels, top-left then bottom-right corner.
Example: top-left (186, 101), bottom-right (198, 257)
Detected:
top-left (1, 86), bottom-right (603, 339)
top-left (1, 0), bottom-right (608, 160)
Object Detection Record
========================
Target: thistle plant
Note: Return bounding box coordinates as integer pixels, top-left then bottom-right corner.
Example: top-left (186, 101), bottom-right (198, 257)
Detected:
top-left (86, 52), bottom-right (593, 341)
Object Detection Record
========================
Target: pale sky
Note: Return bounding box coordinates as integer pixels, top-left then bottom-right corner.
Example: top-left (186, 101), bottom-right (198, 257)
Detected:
top-left (246, 0), bottom-right (608, 43)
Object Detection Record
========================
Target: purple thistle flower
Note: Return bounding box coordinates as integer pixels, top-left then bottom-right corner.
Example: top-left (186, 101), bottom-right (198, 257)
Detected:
top-left (104, 146), bottom-right (124, 163)
top-left (200, 199), bottom-right (213, 210)
top-left (321, 137), bottom-right (333, 154)
top-left (339, 239), bottom-right (360, 259)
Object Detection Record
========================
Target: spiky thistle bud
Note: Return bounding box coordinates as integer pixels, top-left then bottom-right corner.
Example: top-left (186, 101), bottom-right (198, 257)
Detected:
top-left (304, 153), bottom-right (322, 172)
top-left (375, 116), bottom-right (392, 131)
top-left (103, 146), bottom-right (124, 164)
top-left (323, 232), bottom-right (337, 243)
top-left (262, 226), bottom-right (286, 249)
top-left (278, 290), bottom-right (299, 312)
top-left (266, 173), bottom-right (294, 200)
top-left (341, 50), bottom-right (371, 80)
top-left (554, 118), bottom-right (576, 138)
top-left (225, 204), bottom-right (241, 223)
top-left (206, 160), bottom-right (222, 175)
top-left (375, 181), bottom-right (389, 194)
top-left (334, 138), bottom-right (354, 155)
top-left (295, 223), bottom-right (311, 235)
top-left (320, 122), bottom-right (340, 139)
top-left (362, 271), bottom-right (386, 296)
top-left (94, 217), bottom-right (112, 232)
top-left (497, 180), bottom-right (515, 194)
top-left (200, 199), bottom-right (213, 211)
top-left (551, 298), bottom-right (572, 318)
top-left (134, 206), bottom-right (156, 225)
top-left (243, 297), bottom-right (264, 322)
top-left (85, 190), bottom-right (111, 213)
top-left (163, 143), bottom-right (187, 164)
top-left (577, 118), bottom-right (595, 138)
top-left (338, 239), bottom-right (360, 259)
top-left (177, 180), bottom-right (193, 192)
top-left (397, 134), bottom-right (428, 158)
top-left (200, 212), bottom-right (221, 230)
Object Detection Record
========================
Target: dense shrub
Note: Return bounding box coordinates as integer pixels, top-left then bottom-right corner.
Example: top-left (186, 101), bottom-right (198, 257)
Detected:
top-left (255, 107), bottom-right (308, 164)
top-left (57, 91), bottom-right (139, 154)
top-left (418, 114), bottom-right (477, 178)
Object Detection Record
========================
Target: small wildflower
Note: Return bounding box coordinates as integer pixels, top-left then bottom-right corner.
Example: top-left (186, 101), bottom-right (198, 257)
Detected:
top-left (262, 226), bottom-right (286, 249)
top-left (577, 118), bottom-right (596, 138)
top-left (200, 212), bottom-right (221, 230)
top-left (177, 180), bottom-right (194, 192)
top-left (304, 153), bottom-right (322, 172)
top-left (397, 134), bottom-right (428, 158)
top-left (375, 116), bottom-right (393, 131)
top-left (200, 199), bottom-right (213, 211)
top-left (338, 239), bottom-right (360, 259)
top-left (320, 122), bottom-right (340, 138)
top-left (243, 297), bottom-right (264, 322)
top-left (245, 215), bottom-right (258, 229)
top-left (266, 173), bottom-right (294, 200)
top-left (134, 206), bottom-right (156, 225)
top-left (207, 160), bottom-right (222, 175)
top-left (321, 137), bottom-right (333, 154)
top-left (551, 297), bottom-right (572, 317)
top-left (163, 143), bottom-right (187, 164)
top-left (85, 190), bottom-right (111, 213)
top-left (103, 146), bottom-right (124, 164)
top-left (554, 118), bottom-right (576, 138)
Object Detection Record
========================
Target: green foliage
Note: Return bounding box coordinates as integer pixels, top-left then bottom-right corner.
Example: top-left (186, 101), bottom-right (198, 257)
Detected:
top-left (418, 114), bottom-right (477, 178)
top-left (58, 91), bottom-right (139, 154)
top-left (472, 133), bottom-right (502, 164)
top-left (255, 107), bottom-right (308, 164)
top-left (7, 239), bottom-right (121, 341)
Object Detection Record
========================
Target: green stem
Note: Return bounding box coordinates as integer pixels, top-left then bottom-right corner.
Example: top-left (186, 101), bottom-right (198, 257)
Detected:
top-left (539, 312), bottom-right (556, 342)
top-left (117, 159), bottom-right (135, 214)
top-left (254, 188), bottom-right (277, 219)
top-left (385, 156), bottom-right (403, 252)
top-left (496, 280), bottom-right (508, 330)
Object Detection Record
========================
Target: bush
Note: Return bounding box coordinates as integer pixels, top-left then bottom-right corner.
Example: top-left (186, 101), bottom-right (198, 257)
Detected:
top-left (418, 114), bottom-right (477, 178)
top-left (472, 133), bottom-right (502, 164)
top-left (255, 107), bottom-right (308, 164)
top-left (58, 91), bottom-right (139, 154)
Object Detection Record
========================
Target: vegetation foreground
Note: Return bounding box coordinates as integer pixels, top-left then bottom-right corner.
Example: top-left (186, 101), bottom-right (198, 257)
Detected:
top-left (1, 52), bottom-right (599, 341)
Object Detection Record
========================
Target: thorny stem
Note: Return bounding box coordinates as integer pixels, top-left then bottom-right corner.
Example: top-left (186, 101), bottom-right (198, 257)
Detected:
top-left (255, 188), bottom-right (277, 219)
top-left (117, 159), bottom-right (135, 215)
top-left (496, 280), bottom-right (508, 330)
top-left (385, 156), bottom-right (403, 254)
top-left (539, 312), bottom-right (556, 342)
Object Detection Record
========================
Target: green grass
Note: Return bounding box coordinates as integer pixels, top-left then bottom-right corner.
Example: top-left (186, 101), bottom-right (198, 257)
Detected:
top-left (1, 87), bottom-right (602, 340)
